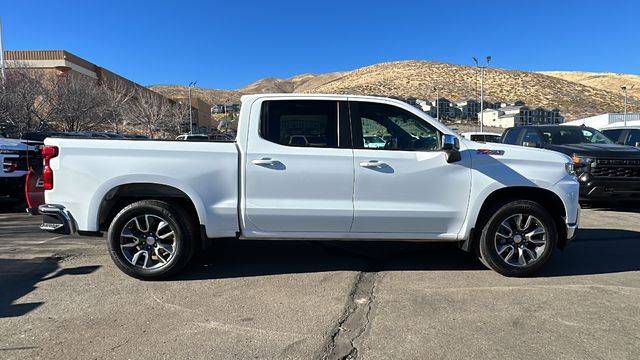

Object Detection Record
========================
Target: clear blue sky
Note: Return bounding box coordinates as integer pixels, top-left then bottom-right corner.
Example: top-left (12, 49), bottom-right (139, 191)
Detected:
top-left (2, 0), bottom-right (638, 89)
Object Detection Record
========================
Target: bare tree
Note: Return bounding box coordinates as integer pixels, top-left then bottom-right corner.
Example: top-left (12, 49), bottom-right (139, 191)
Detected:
top-left (49, 73), bottom-right (106, 132)
top-left (129, 88), bottom-right (172, 139)
top-left (0, 66), bottom-right (53, 136)
top-left (168, 100), bottom-right (190, 136)
top-left (101, 78), bottom-right (134, 133)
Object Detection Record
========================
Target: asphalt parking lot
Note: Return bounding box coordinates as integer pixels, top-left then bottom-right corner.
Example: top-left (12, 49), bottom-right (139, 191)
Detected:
top-left (1, 198), bottom-right (639, 360)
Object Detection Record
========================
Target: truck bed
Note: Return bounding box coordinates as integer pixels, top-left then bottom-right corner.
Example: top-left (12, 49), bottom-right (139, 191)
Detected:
top-left (43, 138), bottom-right (240, 238)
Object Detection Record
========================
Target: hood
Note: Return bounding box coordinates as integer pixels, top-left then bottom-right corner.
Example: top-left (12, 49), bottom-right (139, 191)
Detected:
top-left (544, 143), bottom-right (640, 158)
top-left (460, 138), bottom-right (572, 163)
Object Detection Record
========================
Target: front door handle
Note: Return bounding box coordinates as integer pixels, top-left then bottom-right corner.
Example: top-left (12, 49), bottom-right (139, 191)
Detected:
top-left (359, 160), bottom-right (387, 168)
top-left (252, 158), bottom-right (279, 166)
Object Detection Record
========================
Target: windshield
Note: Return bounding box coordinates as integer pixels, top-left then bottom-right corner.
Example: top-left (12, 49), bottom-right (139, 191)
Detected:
top-left (542, 128), bottom-right (614, 145)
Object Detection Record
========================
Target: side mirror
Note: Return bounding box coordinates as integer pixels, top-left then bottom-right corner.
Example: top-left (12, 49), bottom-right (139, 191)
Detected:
top-left (442, 134), bottom-right (461, 163)
top-left (522, 141), bottom-right (540, 148)
top-left (442, 134), bottom-right (460, 150)
top-left (635, 142), bottom-right (640, 148)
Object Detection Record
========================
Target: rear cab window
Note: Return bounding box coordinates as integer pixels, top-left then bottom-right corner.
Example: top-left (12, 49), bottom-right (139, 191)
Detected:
top-left (260, 100), bottom-right (350, 148)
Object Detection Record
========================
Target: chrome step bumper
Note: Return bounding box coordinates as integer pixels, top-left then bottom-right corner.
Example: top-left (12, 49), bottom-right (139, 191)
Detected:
top-left (38, 204), bottom-right (76, 235)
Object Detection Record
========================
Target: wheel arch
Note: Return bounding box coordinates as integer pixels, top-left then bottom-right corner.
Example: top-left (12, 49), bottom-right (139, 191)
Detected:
top-left (463, 186), bottom-right (568, 251)
top-left (97, 183), bottom-right (202, 232)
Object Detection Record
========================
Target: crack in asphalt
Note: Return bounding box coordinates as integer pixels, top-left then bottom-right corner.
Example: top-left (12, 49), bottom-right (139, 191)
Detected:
top-left (314, 243), bottom-right (383, 360)
top-left (321, 271), bottom-right (379, 360)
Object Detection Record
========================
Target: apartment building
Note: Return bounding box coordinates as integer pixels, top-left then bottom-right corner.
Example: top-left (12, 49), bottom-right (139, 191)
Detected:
top-left (481, 106), bottom-right (564, 128)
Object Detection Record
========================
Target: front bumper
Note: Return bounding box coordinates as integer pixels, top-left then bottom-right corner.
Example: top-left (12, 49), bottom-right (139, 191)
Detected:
top-left (561, 204), bottom-right (580, 249)
top-left (38, 204), bottom-right (76, 235)
top-left (579, 177), bottom-right (640, 200)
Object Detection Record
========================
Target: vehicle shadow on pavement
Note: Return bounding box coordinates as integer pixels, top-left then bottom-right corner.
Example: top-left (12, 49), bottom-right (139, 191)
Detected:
top-left (178, 241), bottom-right (485, 280)
top-left (542, 228), bottom-right (640, 277)
top-left (0, 257), bottom-right (99, 318)
top-left (178, 228), bottom-right (640, 280)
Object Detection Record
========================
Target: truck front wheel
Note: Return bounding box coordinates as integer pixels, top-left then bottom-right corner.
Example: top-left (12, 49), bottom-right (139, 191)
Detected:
top-left (478, 200), bottom-right (557, 277)
top-left (107, 200), bottom-right (196, 280)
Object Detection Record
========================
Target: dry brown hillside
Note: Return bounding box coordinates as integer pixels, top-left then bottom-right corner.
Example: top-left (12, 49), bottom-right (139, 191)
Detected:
top-left (309, 61), bottom-right (636, 120)
top-left (150, 61), bottom-right (639, 121)
top-left (540, 71), bottom-right (640, 100)
top-left (238, 72), bottom-right (347, 93)
top-left (149, 85), bottom-right (242, 106)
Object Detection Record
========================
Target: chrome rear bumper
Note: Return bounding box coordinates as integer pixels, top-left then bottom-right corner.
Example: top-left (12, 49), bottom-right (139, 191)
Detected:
top-left (38, 204), bottom-right (76, 235)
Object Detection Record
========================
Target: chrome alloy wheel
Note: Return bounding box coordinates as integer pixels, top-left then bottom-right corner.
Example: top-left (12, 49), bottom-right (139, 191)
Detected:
top-left (120, 214), bottom-right (177, 270)
top-left (493, 214), bottom-right (547, 267)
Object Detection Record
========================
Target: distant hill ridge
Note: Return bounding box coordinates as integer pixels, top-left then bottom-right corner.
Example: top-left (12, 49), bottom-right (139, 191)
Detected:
top-left (150, 60), bottom-right (640, 120)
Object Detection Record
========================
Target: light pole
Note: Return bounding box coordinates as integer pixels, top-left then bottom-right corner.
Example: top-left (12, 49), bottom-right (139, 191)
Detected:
top-left (433, 86), bottom-right (441, 121)
top-left (473, 56), bottom-right (491, 132)
top-left (620, 85), bottom-right (634, 126)
top-left (188, 81), bottom-right (197, 134)
top-left (0, 17), bottom-right (6, 89)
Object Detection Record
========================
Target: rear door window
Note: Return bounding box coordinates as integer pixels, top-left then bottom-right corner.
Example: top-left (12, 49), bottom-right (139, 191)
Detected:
top-left (260, 100), bottom-right (339, 148)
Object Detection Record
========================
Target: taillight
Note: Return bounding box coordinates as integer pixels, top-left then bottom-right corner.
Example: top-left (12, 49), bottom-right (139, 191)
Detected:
top-left (42, 145), bottom-right (58, 190)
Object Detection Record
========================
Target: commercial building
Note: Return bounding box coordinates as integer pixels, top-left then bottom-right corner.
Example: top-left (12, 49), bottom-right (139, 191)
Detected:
top-left (174, 96), bottom-right (213, 128)
top-left (5, 50), bottom-right (149, 93)
top-left (564, 113), bottom-right (640, 128)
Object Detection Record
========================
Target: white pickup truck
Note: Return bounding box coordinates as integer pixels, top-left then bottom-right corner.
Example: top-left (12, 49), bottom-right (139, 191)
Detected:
top-left (36, 94), bottom-right (580, 279)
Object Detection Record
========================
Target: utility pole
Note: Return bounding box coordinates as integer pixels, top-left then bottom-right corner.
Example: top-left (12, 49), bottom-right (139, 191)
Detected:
top-left (433, 86), bottom-right (441, 121)
top-left (188, 81), bottom-right (197, 134)
top-left (620, 85), bottom-right (634, 126)
top-left (473, 56), bottom-right (491, 132)
top-left (0, 17), bottom-right (6, 89)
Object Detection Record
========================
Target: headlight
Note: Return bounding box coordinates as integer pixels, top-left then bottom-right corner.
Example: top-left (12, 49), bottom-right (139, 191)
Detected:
top-left (565, 162), bottom-right (576, 176)
top-left (571, 154), bottom-right (594, 175)
top-left (571, 155), bottom-right (594, 164)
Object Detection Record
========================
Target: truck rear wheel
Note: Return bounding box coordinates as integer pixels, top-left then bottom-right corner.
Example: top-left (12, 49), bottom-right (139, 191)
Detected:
top-left (107, 200), bottom-right (196, 280)
top-left (478, 200), bottom-right (557, 277)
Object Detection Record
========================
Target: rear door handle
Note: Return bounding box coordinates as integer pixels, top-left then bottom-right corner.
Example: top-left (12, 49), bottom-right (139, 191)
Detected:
top-left (252, 158), bottom-right (279, 166)
top-left (359, 160), bottom-right (387, 168)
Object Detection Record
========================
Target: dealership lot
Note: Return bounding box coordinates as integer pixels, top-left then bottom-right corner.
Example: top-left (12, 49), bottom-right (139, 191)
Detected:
top-left (1, 199), bottom-right (639, 360)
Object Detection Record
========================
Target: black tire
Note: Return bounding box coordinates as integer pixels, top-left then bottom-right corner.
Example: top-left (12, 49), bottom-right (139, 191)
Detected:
top-left (478, 200), bottom-right (557, 277)
top-left (107, 200), bottom-right (197, 280)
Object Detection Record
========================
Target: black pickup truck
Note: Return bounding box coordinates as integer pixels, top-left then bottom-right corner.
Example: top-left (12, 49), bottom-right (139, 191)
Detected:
top-left (0, 135), bottom-right (42, 200)
top-left (502, 125), bottom-right (640, 201)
